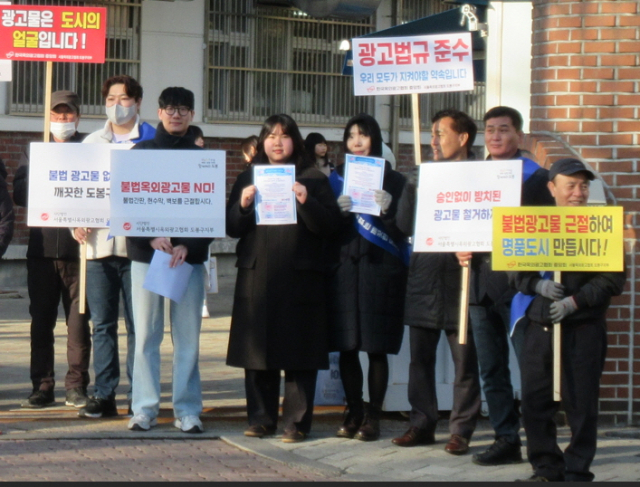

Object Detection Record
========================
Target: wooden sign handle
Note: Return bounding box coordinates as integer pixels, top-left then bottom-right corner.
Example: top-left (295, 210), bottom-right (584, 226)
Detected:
top-left (458, 264), bottom-right (470, 345)
top-left (553, 270), bottom-right (562, 402)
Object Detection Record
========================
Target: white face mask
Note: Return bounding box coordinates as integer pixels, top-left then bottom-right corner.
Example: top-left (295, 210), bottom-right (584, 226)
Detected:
top-left (106, 104), bottom-right (137, 126)
top-left (50, 121), bottom-right (76, 141)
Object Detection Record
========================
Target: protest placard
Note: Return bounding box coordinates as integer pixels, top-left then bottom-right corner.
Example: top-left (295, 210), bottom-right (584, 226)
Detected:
top-left (352, 33), bottom-right (474, 97)
top-left (0, 5), bottom-right (106, 63)
top-left (492, 206), bottom-right (624, 272)
top-left (413, 160), bottom-right (523, 252)
top-left (26, 143), bottom-right (126, 228)
top-left (109, 149), bottom-right (226, 238)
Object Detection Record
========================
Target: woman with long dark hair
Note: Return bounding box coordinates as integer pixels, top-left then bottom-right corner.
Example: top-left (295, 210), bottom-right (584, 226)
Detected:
top-left (304, 132), bottom-right (334, 177)
top-left (326, 113), bottom-right (409, 442)
top-left (226, 114), bottom-right (342, 443)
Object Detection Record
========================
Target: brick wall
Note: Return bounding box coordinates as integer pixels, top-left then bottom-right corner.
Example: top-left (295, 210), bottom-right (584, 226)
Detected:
top-left (530, 0), bottom-right (640, 424)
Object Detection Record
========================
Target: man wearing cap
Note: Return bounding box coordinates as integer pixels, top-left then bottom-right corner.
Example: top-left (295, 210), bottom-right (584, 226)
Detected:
top-left (13, 91), bottom-right (91, 409)
top-left (511, 158), bottom-right (626, 482)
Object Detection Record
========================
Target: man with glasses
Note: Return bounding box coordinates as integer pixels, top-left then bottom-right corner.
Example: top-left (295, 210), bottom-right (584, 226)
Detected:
top-left (75, 75), bottom-right (156, 419)
top-left (125, 87), bottom-right (213, 433)
top-left (13, 91), bottom-right (91, 409)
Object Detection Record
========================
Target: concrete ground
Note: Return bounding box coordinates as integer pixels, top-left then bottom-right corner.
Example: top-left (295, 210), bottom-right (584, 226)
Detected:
top-left (1, 276), bottom-right (640, 482)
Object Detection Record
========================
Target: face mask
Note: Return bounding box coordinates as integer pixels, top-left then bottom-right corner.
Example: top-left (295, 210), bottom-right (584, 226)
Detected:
top-left (50, 121), bottom-right (76, 141)
top-left (106, 103), bottom-right (137, 126)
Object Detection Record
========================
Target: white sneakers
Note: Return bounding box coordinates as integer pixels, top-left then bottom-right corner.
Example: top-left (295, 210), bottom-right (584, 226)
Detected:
top-left (175, 415), bottom-right (204, 433)
top-left (128, 414), bottom-right (158, 431)
top-left (128, 413), bottom-right (203, 433)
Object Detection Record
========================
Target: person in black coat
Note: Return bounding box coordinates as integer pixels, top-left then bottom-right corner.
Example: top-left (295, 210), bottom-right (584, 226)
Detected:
top-left (226, 114), bottom-right (341, 443)
top-left (0, 159), bottom-right (14, 257)
top-left (510, 158), bottom-right (626, 482)
top-left (392, 109), bottom-right (481, 456)
top-left (326, 113), bottom-right (409, 441)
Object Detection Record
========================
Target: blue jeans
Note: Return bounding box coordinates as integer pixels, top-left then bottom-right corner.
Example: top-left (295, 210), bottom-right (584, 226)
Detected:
top-left (130, 261), bottom-right (204, 419)
top-left (469, 301), bottom-right (522, 444)
top-left (86, 256), bottom-right (134, 400)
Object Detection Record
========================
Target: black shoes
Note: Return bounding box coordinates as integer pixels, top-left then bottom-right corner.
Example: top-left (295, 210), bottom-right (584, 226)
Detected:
top-left (336, 404), bottom-right (364, 439)
top-left (516, 475), bottom-right (551, 482)
top-left (79, 397), bottom-right (118, 418)
top-left (21, 389), bottom-right (55, 409)
top-left (354, 405), bottom-right (381, 442)
top-left (282, 428), bottom-right (307, 443)
top-left (65, 387), bottom-right (89, 408)
top-left (473, 436), bottom-right (524, 466)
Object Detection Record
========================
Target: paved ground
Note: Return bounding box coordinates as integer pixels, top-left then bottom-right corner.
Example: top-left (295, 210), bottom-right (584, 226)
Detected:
top-left (1, 276), bottom-right (640, 482)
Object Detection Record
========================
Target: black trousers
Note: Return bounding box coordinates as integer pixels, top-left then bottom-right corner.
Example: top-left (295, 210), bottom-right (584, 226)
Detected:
top-left (27, 257), bottom-right (91, 392)
top-left (244, 369), bottom-right (318, 434)
top-left (407, 327), bottom-right (481, 439)
top-left (521, 319), bottom-right (607, 482)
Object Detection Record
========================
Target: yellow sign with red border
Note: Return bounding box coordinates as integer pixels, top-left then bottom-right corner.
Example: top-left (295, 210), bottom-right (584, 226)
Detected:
top-left (492, 206), bottom-right (624, 272)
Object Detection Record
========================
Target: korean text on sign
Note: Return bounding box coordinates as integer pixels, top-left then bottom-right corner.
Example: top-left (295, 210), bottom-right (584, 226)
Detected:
top-left (352, 33), bottom-right (474, 96)
top-left (491, 206), bottom-right (624, 272)
top-left (0, 6), bottom-right (106, 63)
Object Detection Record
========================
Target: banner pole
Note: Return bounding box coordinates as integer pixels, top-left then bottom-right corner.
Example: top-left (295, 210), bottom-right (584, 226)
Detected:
top-left (43, 61), bottom-right (52, 142)
top-left (458, 265), bottom-right (470, 345)
top-left (411, 93), bottom-right (422, 165)
top-left (553, 270), bottom-right (562, 401)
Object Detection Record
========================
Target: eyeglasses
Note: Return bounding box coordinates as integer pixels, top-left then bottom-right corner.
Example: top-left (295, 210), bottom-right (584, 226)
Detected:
top-left (163, 105), bottom-right (191, 116)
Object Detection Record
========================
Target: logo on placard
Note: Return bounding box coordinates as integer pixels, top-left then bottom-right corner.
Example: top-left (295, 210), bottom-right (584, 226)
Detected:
top-left (6, 52), bottom-right (14, 59)
top-left (123, 222), bottom-right (131, 231)
top-left (426, 238), bottom-right (433, 246)
top-left (367, 86), bottom-right (376, 93)
top-left (41, 213), bottom-right (49, 221)
top-left (507, 261), bottom-right (517, 268)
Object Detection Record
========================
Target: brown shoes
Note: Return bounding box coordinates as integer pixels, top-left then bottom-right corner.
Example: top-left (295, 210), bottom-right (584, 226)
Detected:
top-left (392, 427), bottom-right (436, 447)
top-left (444, 434), bottom-right (470, 455)
top-left (244, 424), bottom-right (277, 438)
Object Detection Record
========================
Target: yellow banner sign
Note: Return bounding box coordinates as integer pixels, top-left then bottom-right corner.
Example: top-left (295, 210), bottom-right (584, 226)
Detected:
top-left (492, 206), bottom-right (624, 272)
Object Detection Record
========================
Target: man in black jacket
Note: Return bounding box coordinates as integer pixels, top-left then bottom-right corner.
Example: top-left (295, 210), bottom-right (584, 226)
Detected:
top-left (391, 109), bottom-right (481, 455)
top-left (511, 158), bottom-right (626, 482)
top-left (0, 160), bottom-right (14, 257)
top-left (126, 87), bottom-right (213, 434)
top-left (13, 91), bottom-right (91, 409)
top-left (456, 106), bottom-right (555, 466)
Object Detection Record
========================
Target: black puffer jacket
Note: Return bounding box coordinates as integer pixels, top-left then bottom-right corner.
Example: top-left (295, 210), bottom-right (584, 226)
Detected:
top-left (395, 182), bottom-right (461, 330)
top-left (511, 269), bottom-right (626, 325)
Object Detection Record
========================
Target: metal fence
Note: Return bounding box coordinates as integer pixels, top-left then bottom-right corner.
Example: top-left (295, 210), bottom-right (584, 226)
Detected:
top-left (10, 0), bottom-right (141, 117)
top-left (204, 0), bottom-right (375, 127)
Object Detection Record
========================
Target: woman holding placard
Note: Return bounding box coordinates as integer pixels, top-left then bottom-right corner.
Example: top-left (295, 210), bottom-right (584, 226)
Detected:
top-left (226, 114), bottom-right (341, 443)
top-left (326, 113), bottom-right (409, 441)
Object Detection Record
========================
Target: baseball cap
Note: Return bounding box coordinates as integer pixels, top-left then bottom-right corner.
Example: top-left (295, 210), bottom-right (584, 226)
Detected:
top-left (51, 90), bottom-right (80, 114)
top-left (548, 158), bottom-right (595, 181)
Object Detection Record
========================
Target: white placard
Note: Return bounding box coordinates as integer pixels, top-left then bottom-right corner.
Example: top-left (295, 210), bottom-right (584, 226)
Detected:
top-left (343, 154), bottom-right (385, 216)
top-left (109, 149), bottom-right (226, 237)
top-left (413, 160), bottom-right (523, 252)
top-left (254, 164), bottom-right (297, 225)
top-left (27, 143), bottom-right (127, 228)
top-left (352, 33), bottom-right (474, 96)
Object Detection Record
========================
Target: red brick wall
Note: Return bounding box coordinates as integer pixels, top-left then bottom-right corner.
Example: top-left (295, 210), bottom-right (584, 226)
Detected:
top-left (530, 0), bottom-right (640, 424)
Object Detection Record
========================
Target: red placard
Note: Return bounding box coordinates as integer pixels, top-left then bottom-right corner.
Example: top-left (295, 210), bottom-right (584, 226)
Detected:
top-left (0, 5), bottom-right (106, 63)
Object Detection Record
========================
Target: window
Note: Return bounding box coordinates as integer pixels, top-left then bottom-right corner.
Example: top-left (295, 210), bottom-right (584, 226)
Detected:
top-left (205, 0), bottom-right (374, 127)
top-left (10, 0), bottom-right (141, 117)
